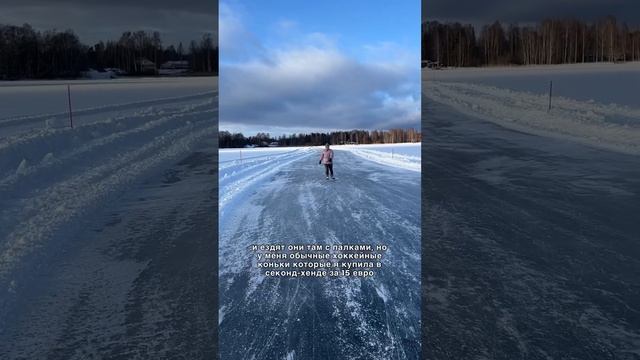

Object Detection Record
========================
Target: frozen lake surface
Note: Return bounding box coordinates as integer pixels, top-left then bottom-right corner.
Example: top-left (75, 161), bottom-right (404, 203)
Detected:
top-left (423, 66), bottom-right (640, 359)
top-left (219, 147), bottom-right (421, 359)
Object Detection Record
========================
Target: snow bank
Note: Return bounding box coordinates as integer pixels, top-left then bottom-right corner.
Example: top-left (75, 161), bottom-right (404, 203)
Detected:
top-left (0, 79), bottom-right (217, 284)
top-left (334, 143), bottom-right (421, 157)
top-left (425, 81), bottom-right (640, 155)
top-left (219, 147), bottom-right (300, 163)
top-left (426, 62), bottom-right (640, 108)
top-left (424, 61), bottom-right (640, 80)
top-left (336, 143), bottom-right (421, 172)
top-left (218, 148), bottom-right (313, 220)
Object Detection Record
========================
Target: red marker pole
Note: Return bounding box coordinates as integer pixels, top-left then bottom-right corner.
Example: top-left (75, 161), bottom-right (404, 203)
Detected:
top-left (548, 80), bottom-right (553, 113)
top-left (67, 84), bottom-right (74, 128)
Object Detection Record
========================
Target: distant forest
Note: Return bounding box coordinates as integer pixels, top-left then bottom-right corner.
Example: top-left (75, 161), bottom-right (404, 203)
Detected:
top-left (0, 23), bottom-right (218, 79)
top-left (422, 16), bottom-right (640, 67)
top-left (219, 129), bottom-right (422, 148)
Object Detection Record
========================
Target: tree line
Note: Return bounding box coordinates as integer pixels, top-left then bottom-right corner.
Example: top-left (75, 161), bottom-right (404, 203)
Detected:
top-left (423, 16), bottom-right (640, 67)
top-left (0, 23), bottom-right (218, 79)
top-left (219, 129), bottom-right (422, 148)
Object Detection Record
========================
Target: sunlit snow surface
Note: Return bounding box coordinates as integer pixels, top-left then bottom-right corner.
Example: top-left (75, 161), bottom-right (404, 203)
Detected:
top-left (0, 77), bottom-right (218, 358)
top-left (218, 144), bottom-right (421, 359)
top-left (423, 65), bottom-right (640, 359)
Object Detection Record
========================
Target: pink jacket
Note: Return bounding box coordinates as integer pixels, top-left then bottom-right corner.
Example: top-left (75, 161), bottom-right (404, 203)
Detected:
top-left (320, 149), bottom-right (334, 164)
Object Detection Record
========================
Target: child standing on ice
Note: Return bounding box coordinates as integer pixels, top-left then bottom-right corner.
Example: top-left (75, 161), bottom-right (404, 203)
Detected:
top-left (319, 143), bottom-right (335, 180)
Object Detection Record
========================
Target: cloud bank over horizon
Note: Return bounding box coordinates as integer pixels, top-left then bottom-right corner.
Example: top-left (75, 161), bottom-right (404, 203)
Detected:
top-left (219, 1), bottom-right (420, 136)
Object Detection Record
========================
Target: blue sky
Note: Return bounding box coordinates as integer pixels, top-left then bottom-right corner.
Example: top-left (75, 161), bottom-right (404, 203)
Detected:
top-left (220, 0), bottom-right (421, 135)
top-left (226, 0), bottom-right (419, 62)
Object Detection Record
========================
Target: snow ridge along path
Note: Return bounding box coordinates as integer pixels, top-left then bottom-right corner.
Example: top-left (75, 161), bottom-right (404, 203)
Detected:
top-left (0, 93), bottom-right (216, 283)
top-left (219, 148), bottom-right (314, 221)
top-left (425, 81), bottom-right (640, 155)
top-left (0, 78), bottom-right (218, 358)
top-left (219, 149), bottom-right (421, 360)
top-left (344, 147), bottom-right (420, 172)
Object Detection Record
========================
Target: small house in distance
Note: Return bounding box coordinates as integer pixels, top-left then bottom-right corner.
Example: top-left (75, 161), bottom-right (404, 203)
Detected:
top-left (159, 60), bottom-right (190, 76)
top-left (268, 141), bottom-right (279, 147)
top-left (424, 60), bottom-right (441, 69)
top-left (136, 58), bottom-right (157, 75)
top-left (105, 68), bottom-right (127, 76)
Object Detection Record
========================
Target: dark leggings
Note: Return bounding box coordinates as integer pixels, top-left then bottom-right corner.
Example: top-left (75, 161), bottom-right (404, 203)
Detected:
top-left (324, 164), bottom-right (334, 177)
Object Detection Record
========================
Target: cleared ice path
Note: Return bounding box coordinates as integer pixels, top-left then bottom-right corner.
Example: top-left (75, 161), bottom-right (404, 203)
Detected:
top-left (423, 99), bottom-right (640, 359)
top-left (219, 150), bottom-right (421, 360)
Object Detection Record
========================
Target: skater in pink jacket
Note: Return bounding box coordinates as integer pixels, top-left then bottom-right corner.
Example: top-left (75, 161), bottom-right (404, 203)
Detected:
top-left (319, 144), bottom-right (335, 179)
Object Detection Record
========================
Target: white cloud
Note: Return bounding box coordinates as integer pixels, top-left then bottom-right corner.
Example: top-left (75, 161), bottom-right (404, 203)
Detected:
top-left (220, 2), bottom-right (420, 134)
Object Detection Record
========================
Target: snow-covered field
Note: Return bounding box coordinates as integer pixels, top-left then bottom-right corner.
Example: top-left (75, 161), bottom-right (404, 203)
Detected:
top-left (425, 63), bottom-right (640, 154)
top-left (219, 147), bottom-right (300, 162)
top-left (1, 77), bottom-right (218, 358)
top-left (337, 143), bottom-right (421, 172)
top-left (426, 63), bottom-right (640, 106)
top-left (0, 77), bottom-right (215, 118)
